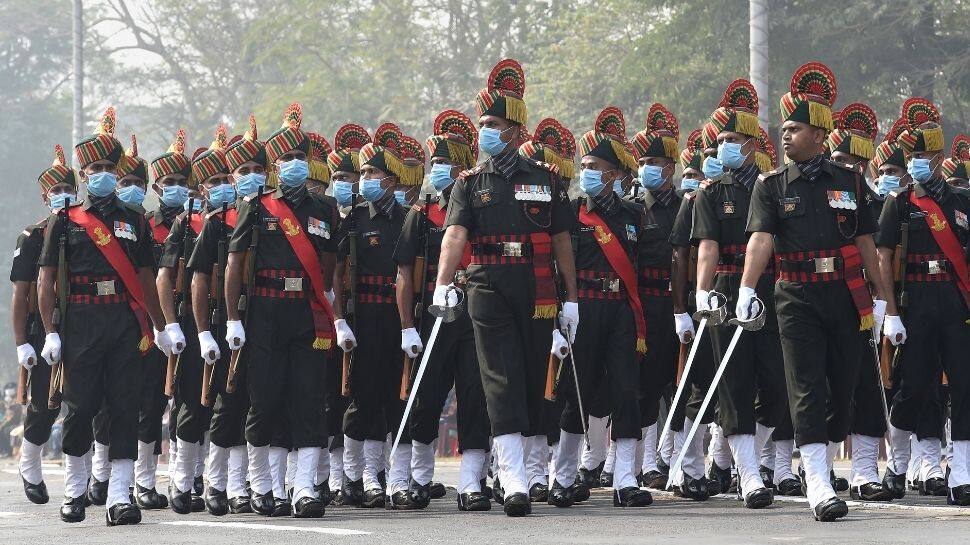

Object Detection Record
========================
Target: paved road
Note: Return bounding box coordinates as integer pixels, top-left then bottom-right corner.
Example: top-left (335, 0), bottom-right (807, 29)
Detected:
top-left (1, 458), bottom-right (968, 544)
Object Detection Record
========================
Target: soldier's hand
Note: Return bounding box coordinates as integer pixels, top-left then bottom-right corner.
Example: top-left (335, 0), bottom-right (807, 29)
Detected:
top-left (871, 299), bottom-right (887, 333)
top-left (694, 289), bottom-right (713, 312)
top-left (735, 287), bottom-right (761, 321)
top-left (198, 331), bottom-right (221, 365)
top-left (674, 313), bottom-right (695, 344)
top-left (17, 343), bottom-right (37, 369)
top-left (335, 319), bottom-right (357, 352)
top-left (401, 328), bottom-right (423, 358)
top-left (226, 320), bottom-right (246, 350)
top-left (165, 323), bottom-right (186, 354)
top-left (41, 333), bottom-right (61, 364)
top-left (883, 315), bottom-right (907, 346)
top-left (154, 328), bottom-right (173, 358)
top-left (550, 329), bottom-right (568, 360)
top-left (432, 283), bottom-right (461, 308)
top-left (559, 301), bottom-right (579, 343)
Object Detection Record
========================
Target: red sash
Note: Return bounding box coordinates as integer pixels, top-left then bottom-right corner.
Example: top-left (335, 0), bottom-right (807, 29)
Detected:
top-left (908, 191), bottom-right (970, 308)
top-left (150, 216), bottom-right (170, 244)
top-left (425, 203), bottom-right (471, 268)
top-left (67, 207), bottom-right (152, 352)
top-left (260, 195), bottom-right (336, 350)
top-left (578, 205), bottom-right (647, 353)
top-left (838, 244), bottom-right (874, 331)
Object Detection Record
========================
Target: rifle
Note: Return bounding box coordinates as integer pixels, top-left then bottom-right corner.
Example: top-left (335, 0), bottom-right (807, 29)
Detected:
top-left (16, 282), bottom-right (40, 406)
top-left (48, 208), bottom-right (68, 409)
top-left (401, 194), bottom-right (432, 400)
top-left (202, 203), bottom-right (228, 407)
top-left (165, 198), bottom-right (194, 398)
top-left (226, 197), bottom-right (259, 393)
top-left (881, 219), bottom-right (909, 389)
top-left (341, 194), bottom-right (359, 397)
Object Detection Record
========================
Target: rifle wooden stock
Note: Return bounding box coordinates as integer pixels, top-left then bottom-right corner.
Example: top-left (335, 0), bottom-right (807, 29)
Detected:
top-left (201, 361), bottom-right (215, 407)
top-left (341, 350), bottom-right (352, 397)
top-left (400, 354), bottom-right (412, 401)
top-left (16, 366), bottom-right (28, 405)
top-left (543, 354), bottom-right (558, 401)
top-left (47, 361), bottom-right (62, 409)
top-left (164, 353), bottom-right (178, 398)
top-left (226, 347), bottom-right (242, 393)
top-left (891, 244), bottom-right (903, 282)
top-left (676, 342), bottom-right (688, 384)
top-left (879, 337), bottom-right (893, 389)
top-left (48, 208), bottom-right (68, 410)
top-left (412, 257), bottom-right (425, 292)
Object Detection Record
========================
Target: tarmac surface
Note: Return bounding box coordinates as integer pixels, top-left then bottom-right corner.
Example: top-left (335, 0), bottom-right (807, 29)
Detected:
top-left (1, 458), bottom-right (968, 544)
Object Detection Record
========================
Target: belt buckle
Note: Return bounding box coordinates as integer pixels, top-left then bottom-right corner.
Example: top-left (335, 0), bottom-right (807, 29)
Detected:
top-left (283, 277), bottom-right (303, 291)
top-left (604, 278), bottom-right (620, 293)
top-left (814, 257), bottom-right (836, 274)
top-left (454, 269), bottom-right (468, 284)
top-left (927, 260), bottom-right (943, 275)
top-left (502, 242), bottom-right (523, 257)
top-left (95, 280), bottom-right (116, 296)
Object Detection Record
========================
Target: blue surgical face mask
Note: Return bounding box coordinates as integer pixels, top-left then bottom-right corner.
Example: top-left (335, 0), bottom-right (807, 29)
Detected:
top-left (48, 192), bottom-right (75, 211)
top-left (184, 198), bottom-right (203, 212)
top-left (278, 158), bottom-right (309, 187)
top-left (86, 171), bottom-right (117, 197)
top-left (681, 177), bottom-right (701, 191)
top-left (160, 185), bottom-right (189, 208)
top-left (638, 164), bottom-right (665, 190)
top-left (394, 190), bottom-right (409, 206)
top-left (703, 157), bottom-right (725, 180)
top-left (117, 184), bottom-right (146, 206)
top-left (614, 179), bottom-right (627, 197)
top-left (877, 174), bottom-right (903, 197)
top-left (907, 158), bottom-right (934, 183)
top-left (234, 172), bottom-right (265, 196)
top-left (430, 162), bottom-right (455, 192)
top-left (579, 168), bottom-right (607, 196)
top-left (207, 184), bottom-right (236, 208)
top-left (479, 127), bottom-right (509, 156)
top-left (332, 180), bottom-right (355, 207)
top-left (717, 141), bottom-right (750, 170)
top-left (360, 177), bottom-right (387, 202)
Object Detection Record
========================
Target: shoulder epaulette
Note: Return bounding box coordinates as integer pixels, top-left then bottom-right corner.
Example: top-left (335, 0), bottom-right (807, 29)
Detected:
top-left (889, 186), bottom-right (911, 199)
top-left (830, 161), bottom-right (863, 175)
top-left (527, 158), bottom-right (560, 175)
top-left (760, 165), bottom-right (786, 179)
top-left (458, 164), bottom-right (485, 179)
top-left (685, 192), bottom-right (696, 201)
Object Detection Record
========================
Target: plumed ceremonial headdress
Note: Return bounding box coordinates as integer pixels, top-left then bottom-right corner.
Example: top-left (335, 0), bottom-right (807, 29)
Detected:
top-left (632, 103), bottom-right (680, 161)
top-left (827, 102), bottom-right (878, 160)
top-left (75, 106), bottom-right (123, 167)
top-left (580, 106), bottom-right (638, 171)
top-left (327, 124), bottom-right (371, 175)
top-left (476, 59), bottom-right (527, 125)
top-left (780, 62), bottom-right (837, 131)
top-left (38, 144), bottom-right (78, 192)
top-left (427, 109), bottom-right (477, 170)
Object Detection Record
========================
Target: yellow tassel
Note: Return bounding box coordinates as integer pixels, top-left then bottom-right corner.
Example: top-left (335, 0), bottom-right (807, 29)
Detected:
top-left (755, 151), bottom-right (772, 173)
top-left (138, 335), bottom-right (150, 353)
top-left (662, 136), bottom-right (679, 160)
top-left (308, 159), bottom-right (331, 184)
top-left (559, 159), bottom-right (575, 180)
top-left (532, 304), bottom-right (557, 319)
top-left (313, 337), bottom-right (332, 350)
top-left (809, 102), bottom-right (834, 131)
top-left (849, 135), bottom-right (874, 160)
top-left (399, 164), bottom-right (425, 186)
top-left (859, 313), bottom-right (874, 332)
top-left (505, 96), bottom-right (528, 126)
top-left (610, 139), bottom-right (638, 172)
top-left (266, 170), bottom-right (280, 189)
top-left (446, 140), bottom-right (475, 169)
top-left (735, 111), bottom-right (761, 138)
top-left (350, 151), bottom-right (361, 171)
top-left (384, 151), bottom-right (405, 181)
top-left (636, 338), bottom-right (647, 354)
top-left (922, 127), bottom-right (944, 152)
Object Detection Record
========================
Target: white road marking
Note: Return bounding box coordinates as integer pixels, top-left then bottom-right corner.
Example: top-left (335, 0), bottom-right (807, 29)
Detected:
top-left (160, 520), bottom-right (371, 535)
top-left (0, 512), bottom-right (23, 518)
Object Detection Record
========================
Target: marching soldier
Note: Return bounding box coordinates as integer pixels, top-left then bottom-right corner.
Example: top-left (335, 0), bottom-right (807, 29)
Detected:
top-left (738, 63), bottom-right (900, 521)
top-left (38, 107), bottom-right (170, 525)
top-left (325, 123), bottom-right (371, 505)
top-left (877, 98), bottom-right (970, 506)
top-left (394, 110), bottom-right (492, 511)
top-left (549, 106), bottom-right (651, 508)
top-left (629, 112), bottom-right (690, 490)
top-left (225, 103), bottom-right (337, 518)
top-left (114, 135), bottom-right (171, 510)
top-left (942, 135), bottom-right (969, 189)
top-left (13, 145), bottom-right (78, 505)
top-left (332, 122), bottom-right (419, 509)
top-left (434, 58), bottom-right (579, 517)
top-left (189, 116), bottom-right (267, 515)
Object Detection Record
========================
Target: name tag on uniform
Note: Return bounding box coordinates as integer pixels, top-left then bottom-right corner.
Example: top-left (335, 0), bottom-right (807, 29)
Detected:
top-left (722, 201), bottom-right (736, 215)
top-left (909, 211), bottom-right (927, 219)
top-left (956, 210), bottom-right (968, 230)
top-left (579, 226), bottom-right (594, 232)
top-left (114, 221), bottom-right (137, 241)
top-left (779, 197), bottom-right (800, 213)
top-left (827, 190), bottom-right (857, 210)
top-left (625, 224), bottom-right (637, 242)
top-left (307, 217), bottom-right (330, 239)
top-left (513, 184), bottom-right (552, 202)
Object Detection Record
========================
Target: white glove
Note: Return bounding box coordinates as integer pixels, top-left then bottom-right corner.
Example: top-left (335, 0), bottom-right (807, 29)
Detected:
top-left (198, 331), bottom-right (221, 365)
top-left (735, 286), bottom-right (762, 321)
top-left (883, 315), bottom-right (907, 346)
top-left (154, 328), bottom-right (173, 358)
top-left (551, 329), bottom-right (569, 360)
top-left (432, 283), bottom-right (461, 308)
top-left (17, 343), bottom-right (37, 369)
top-left (401, 327), bottom-right (423, 358)
top-left (694, 289), bottom-right (712, 312)
top-left (226, 320), bottom-right (246, 350)
top-left (335, 318), bottom-right (357, 352)
top-left (559, 301), bottom-right (579, 343)
top-left (325, 289), bottom-right (336, 305)
top-left (165, 322), bottom-right (186, 354)
top-left (871, 299), bottom-right (887, 333)
top-left (674, 313), bottom-right (695, 344)
top-left (40, 333), bottom-right (61, 364)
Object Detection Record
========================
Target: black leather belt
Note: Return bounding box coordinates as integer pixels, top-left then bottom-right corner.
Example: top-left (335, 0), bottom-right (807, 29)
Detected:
top-left (577, 277), bottom-right (621, 293)
top-left (70, 279), bottom-right (124, 296)
top-left (471, 241), bottom-right (533, 258)
top-left (254, 275), bottom-right (305, 291)
top-left (906, 260), bottom-right (950, 275)
top-left (778, 257), bottom-right (843, 273)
